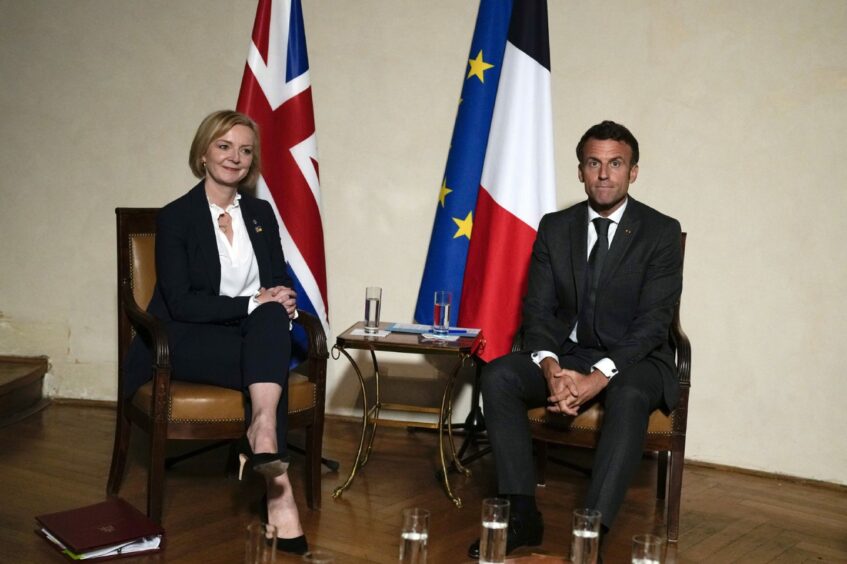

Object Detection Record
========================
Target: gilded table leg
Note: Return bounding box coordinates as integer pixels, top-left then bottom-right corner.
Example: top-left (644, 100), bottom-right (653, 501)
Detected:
top-left (437, 354), bottom-right (471, 507)
top-left (331, 345), bottom-right (371, 499)
top-left (360, 348), bottom-right (381, 466)
top-left (447, 355), bottom-right (473, 476)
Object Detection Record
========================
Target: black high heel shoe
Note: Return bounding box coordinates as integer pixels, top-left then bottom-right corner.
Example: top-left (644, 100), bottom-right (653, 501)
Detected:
top-left (237, 436), bottom-right (290, 480)
top-left (259, 494), bottom-right (309, 555)
top-left (274, 535), bottom-right (308, 555)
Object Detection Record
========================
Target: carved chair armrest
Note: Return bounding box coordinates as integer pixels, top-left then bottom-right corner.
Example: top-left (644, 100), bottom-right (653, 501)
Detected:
top-left (670, 307), bottom-right (691, 387)
top-left (293, 309), bottom-right (328, 386)
top-left (120, 279), bottom-right (171, 369)
top-left (120, 280), bottom-right (173, 422)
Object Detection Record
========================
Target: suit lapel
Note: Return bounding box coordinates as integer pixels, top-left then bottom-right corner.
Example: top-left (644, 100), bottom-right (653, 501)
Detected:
top-left (240, 196), bottom-right (271, 287)
top-left (188, 182), bottom-right (222, 291)
top-left (570, 204), bottom-right (589, 310)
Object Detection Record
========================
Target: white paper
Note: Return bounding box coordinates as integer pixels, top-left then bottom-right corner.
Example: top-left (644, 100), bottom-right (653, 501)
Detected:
top-left (41, 528), bottom-right (162, 559)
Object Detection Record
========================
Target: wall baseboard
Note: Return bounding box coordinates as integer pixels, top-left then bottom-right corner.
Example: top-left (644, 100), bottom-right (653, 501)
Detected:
top-left (684, 458), bottom-right (846, 492)
top-left (51, 397), bottom-right (117, 408)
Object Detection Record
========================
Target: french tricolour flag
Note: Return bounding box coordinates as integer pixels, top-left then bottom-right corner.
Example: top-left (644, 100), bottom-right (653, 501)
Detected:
top-left (415, 0), bottom-right (555, 362)
top-left (236, 0), bottom-right (329, 361)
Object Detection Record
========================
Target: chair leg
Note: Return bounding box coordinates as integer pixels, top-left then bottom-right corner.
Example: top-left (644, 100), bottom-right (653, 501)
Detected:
top-left (305, 416), bottom-right (323, 510)
top-left (147, 423), bottom-right (168, 523)
top-left (656, 450), bottom-right (669, 500)
top-left (666, 448), bottom-right (684, 542)
top-left (106, 402), bottom-right (131, 496)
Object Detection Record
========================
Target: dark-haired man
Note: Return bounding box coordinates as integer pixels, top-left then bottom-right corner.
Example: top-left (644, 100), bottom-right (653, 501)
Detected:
top-left (468, 121), bottom-right (682, 558)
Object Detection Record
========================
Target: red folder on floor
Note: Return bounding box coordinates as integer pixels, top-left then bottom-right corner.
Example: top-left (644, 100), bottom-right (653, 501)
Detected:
top-left (35, 497), bottom-right (164, 560)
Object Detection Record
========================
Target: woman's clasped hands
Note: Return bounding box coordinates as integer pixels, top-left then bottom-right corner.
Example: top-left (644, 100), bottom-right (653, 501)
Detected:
top-left (256, 286), bottom-right (297, 318)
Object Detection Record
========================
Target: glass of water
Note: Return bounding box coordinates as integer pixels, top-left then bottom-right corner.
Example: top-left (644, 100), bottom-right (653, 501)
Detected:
top-left (631, 533), bottom-right (665, 563)
top-left (245, 522), bottom-right (277, 564)
top-left (364, 286), bottom-right (382, 333)
top-left (302, 550), bottom-right (335, 563)
top-left (479, 498), bottom-right (509, 563)
top-left (399, 507), bottom-right (429, 563)
top-left (432, 290), bottom-right (452, 335)
top-left (570, 508), bottom-right (601, 564)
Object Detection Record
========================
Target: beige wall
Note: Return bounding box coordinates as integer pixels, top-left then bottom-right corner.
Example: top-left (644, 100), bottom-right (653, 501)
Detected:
top-left (1, 1), bottom-right (844, 485)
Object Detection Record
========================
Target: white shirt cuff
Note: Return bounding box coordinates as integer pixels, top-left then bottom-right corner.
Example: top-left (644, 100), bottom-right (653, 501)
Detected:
top-left (592, 357), bottom-right (619, 379)
top-left (531, 350), bottom-right (559, 366)
top-left (247, 292), bottom-right (261, 315)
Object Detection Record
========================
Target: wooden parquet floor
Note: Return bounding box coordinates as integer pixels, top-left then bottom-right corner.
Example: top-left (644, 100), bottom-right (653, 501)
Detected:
top-left (0, 404), bottom-right (844, 563)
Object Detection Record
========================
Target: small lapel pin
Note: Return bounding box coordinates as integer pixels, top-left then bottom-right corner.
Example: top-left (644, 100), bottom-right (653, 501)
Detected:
top-left (255, 225), bottom-right (263, 233)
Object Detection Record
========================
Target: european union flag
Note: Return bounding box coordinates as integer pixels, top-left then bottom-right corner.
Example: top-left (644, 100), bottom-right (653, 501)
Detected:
top-left (414, 0), bottom-right (514, 326)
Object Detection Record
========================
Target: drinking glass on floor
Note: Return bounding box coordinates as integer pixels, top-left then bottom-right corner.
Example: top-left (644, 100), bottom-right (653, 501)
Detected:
top-left (479, 498), bottom-right (510, 564)
top-left (399, 507), bottom-right (429, 563)
top-left (631, 533), bottom-right (665, 563)
top-left (302, 550), bottom-right (335, 563)
top-left (570, 508), bottom-right (601, 564)
top-left (245, 522), bottom-right (277, 564)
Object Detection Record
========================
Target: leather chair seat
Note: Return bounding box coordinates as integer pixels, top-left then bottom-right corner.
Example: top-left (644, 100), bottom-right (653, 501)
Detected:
top-left (132, 374), bottom-right (316, 423)
top-left (528, 404), bottom-right (674, 435)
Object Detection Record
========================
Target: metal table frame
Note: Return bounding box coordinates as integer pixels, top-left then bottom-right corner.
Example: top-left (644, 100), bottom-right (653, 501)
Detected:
top-left (330, 322), bottom-right (481, 507)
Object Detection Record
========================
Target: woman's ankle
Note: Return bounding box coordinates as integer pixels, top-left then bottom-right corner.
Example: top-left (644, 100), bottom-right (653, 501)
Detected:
top-left (247, 417), bottom-right (277, 453)
top-left (267, 496), bottom-right (303, 537)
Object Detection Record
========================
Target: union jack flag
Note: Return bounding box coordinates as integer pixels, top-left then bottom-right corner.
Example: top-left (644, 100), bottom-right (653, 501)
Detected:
top-left (236, 0), bottom-right (329, 362)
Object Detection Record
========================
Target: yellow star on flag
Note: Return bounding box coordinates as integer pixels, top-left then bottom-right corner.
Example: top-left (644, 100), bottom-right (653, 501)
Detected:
top-left (467, 50), bottom-right (494, 83)
top-left (452, 211), bottom-right (473, 240)
top-left (439, 178), bottom-right (453, 207)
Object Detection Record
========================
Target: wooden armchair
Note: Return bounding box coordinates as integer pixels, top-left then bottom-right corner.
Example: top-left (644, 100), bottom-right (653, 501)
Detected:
top-left (107, 208), bottom-right (328, 523)
top-left (527, 233), bottom-right (690, 541)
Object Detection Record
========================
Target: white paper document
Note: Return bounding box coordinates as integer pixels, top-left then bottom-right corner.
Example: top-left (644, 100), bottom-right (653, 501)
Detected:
top-left (41, 528), bottom-right (162, 560)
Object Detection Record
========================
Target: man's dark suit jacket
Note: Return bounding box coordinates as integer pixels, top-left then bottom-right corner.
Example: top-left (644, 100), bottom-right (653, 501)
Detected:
top-left (521, 196), bottom-right (683, 409)
top-left (123, 181), bottom-right (292, 399)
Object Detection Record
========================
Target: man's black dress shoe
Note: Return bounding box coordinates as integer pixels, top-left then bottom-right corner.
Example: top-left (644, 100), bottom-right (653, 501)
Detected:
top-left (467, 511), bottom-right (544, 559)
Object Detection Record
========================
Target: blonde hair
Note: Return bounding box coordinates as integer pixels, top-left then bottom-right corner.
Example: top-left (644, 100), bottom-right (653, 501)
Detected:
top-left (189, 110), bottom-right (262, 188)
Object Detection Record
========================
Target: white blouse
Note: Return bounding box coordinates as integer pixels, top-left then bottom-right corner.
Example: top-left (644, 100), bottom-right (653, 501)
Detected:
top-left (208, 194), bottom-right (261, 314)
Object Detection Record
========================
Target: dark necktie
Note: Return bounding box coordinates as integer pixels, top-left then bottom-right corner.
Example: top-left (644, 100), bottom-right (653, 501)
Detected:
top-left (577, 217), bottom-right (612, 347)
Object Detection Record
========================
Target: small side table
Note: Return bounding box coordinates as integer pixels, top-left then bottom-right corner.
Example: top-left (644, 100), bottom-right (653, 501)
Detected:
top-left (330, 321), bottom-right (483, 507)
